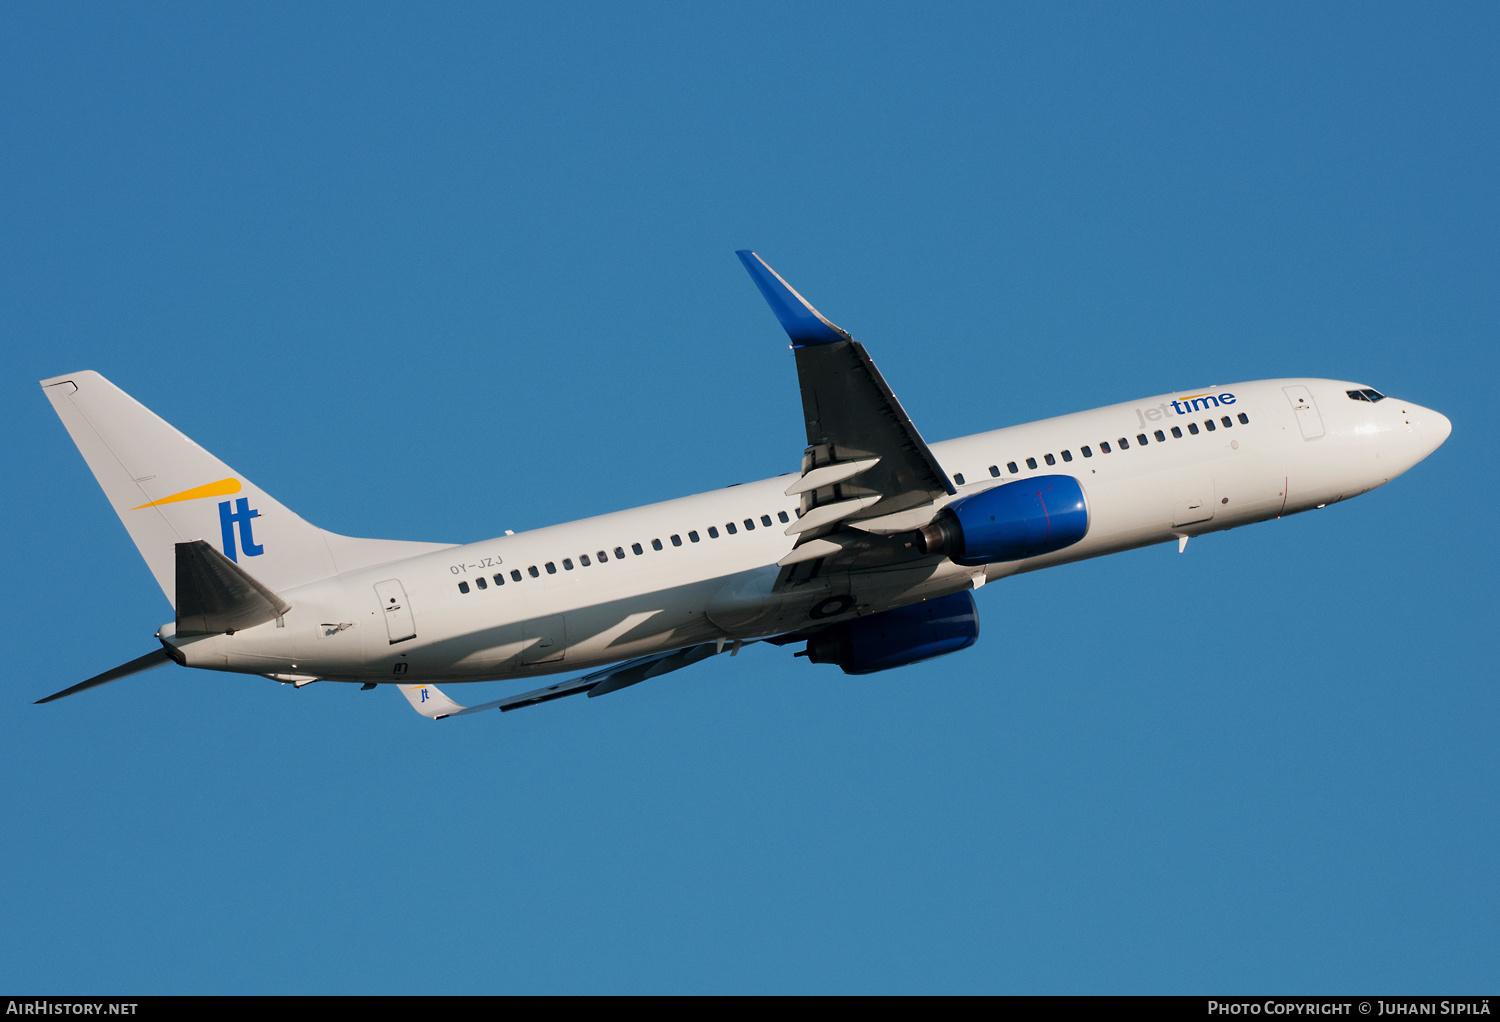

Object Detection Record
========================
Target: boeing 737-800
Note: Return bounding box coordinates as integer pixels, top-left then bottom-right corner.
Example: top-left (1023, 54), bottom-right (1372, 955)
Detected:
top-left (36, 252), bottom-right (1452, 718)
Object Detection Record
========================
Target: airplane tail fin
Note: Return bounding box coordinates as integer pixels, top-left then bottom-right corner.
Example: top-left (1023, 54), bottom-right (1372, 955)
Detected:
top-left (41, 371), bottom-right (451, 605)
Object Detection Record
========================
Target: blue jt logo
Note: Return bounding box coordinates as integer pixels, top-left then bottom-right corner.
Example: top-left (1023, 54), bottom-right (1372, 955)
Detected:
top-left (419, 688), bottom-right (429, 703)
top-left (218, 498), bottom-right (264, 562)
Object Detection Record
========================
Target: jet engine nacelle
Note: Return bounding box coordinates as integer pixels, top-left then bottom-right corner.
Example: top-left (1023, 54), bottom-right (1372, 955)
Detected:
top-left (918, 474), bottom-right (1089, 566)
top-left (802, 591), bottom-right (979, 675)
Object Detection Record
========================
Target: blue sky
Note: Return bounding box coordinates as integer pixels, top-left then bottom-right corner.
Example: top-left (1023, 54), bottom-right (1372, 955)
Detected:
top-left (2, 3), bottom-right (1495, 993)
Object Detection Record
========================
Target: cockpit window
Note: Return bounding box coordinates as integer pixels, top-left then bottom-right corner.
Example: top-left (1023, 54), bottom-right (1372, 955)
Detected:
top-left (1348, 388), bottom-right (1387, 403)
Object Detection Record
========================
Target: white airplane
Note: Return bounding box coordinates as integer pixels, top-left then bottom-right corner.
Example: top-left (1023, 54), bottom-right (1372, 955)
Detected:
top-left (37, 252), bottom-right (1452, 718)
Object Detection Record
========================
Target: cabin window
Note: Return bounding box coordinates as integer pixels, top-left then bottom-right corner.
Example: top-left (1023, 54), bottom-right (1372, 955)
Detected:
top-left (1026, 457), bottom-right (1037, 470)
top-left (1061, 450), bottom-right (1073, 462)
top-left (1238, 412), bottom-right (1249, 424)
top-left (1204, 420), bottom-right (1216, 432)
top-left (528, 565), bottom-right (540, 578)
top-left (493, 573), bottom-right (505, 586)
top-left (631, 542), bottom-right (644, 555)
top-left (726, 522), bottom-right (737, 535)
top-left (1118, 438), bottom-right (1130, 449)
top-left (1081, 447), bottom-right (1092, 458)
top-left (689, 531), bottom-right (700, 543)
top-left (651, 538), bottom-right (663, 550)
top-left (743, 519), bottom-right (754, 531)
top-left (1171, 426), bottom-right (1182, 438)
top-left (475, 576), bottom-right (487, 589)
top-left (562, 558), bottom-right (573, 570)
top-left (580, 554), bottom-right (591, 566)
top-left (512, 569), bottom-right (523, 581)
top-left (597, 550), bottom-right (608, 563)
top-left (989, 465), bottom-right (1000, 477)
top-left (1137, 434), bottom-right (1148, 446)
top-left (954, 473), bottom-right (966, 485)
top-left (1221, 416), bottom-right (1233, 428)
top-left (778, 511), bottom-right (790, 523)
top-left (761, 515), bottom-right (773, 527)
top-left (1154, 430), bottom-right (1165, 442)
top-left (458, 581), bottom-right (470, 594)
top-left (1101, 442), bottom-right (1112, 453)
top-left (671, 534), bottom-right (682, 547)
top-left (1044, 453), bottom-right (1055, 466)
top-left (614, 547), bottom-right (626, 559)
top-left (708, 526), bottom-right (719, 538)
top-left (545, 562), bottom-right (557, 574)
top-left (1187, 423), bottom-right (1199, 435)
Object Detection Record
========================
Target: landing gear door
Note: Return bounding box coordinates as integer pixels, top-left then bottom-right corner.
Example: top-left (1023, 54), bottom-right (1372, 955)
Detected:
top-left (1283, 385), bottom-right (1326, 440)
top-left (375, 579), bottom-right (416, 644)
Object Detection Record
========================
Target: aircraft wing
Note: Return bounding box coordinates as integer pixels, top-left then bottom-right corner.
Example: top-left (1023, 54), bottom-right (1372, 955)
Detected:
top-left (736, 252), bottom-right (955, 582)
top-left (397, 641), bottom-right (728, 720)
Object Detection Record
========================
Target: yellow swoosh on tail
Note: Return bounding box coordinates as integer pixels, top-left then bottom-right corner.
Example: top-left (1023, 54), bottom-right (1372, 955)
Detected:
top-left (132, 478), bottom-right (241, 509)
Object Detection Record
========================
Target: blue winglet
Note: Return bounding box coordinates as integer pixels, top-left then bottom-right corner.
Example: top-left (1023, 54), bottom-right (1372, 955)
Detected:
top-left (736, 251), bottom-right (851, 346)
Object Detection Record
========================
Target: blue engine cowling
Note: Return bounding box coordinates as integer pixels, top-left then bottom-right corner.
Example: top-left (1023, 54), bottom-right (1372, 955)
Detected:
top-left (802, 591), bottom-right (979, 675)
top-left (918, 474), bottom-right (1089, 566)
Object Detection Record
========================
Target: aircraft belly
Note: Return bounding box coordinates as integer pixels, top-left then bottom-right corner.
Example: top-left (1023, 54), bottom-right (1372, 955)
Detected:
top-left (451, 622), bottom-right (525, 674)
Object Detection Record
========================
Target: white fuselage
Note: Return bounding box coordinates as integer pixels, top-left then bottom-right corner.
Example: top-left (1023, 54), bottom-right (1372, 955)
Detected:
top-left (161, 378), bottom-right (1450, 685)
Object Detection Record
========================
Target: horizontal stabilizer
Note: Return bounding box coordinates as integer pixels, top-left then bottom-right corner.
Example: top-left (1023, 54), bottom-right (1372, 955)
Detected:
top-left (176, 539), bottom-right (292, 636)
top-left (35, 648), bottom-right (173, 704)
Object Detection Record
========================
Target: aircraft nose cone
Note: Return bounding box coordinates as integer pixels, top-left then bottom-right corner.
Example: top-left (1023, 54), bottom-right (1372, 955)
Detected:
top-left (1411, 404), bottom-right (1452, 458)
top-left (1430, 410), bottom-right (1453, 446)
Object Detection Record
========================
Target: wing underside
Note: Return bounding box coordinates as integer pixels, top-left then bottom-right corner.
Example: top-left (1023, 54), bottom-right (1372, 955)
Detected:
top-left (397, 642), bottom-right (728, 719)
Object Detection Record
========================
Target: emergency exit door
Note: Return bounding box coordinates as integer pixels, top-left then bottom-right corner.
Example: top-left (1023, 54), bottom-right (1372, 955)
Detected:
top-left (374, 579), bottom-right (416, 644)
top-left (522, 615), bottom-right (566, 665)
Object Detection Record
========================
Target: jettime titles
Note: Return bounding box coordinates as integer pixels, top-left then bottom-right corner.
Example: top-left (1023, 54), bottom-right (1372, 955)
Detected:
top-left (1136, 392), bottom-right (1237, 428)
